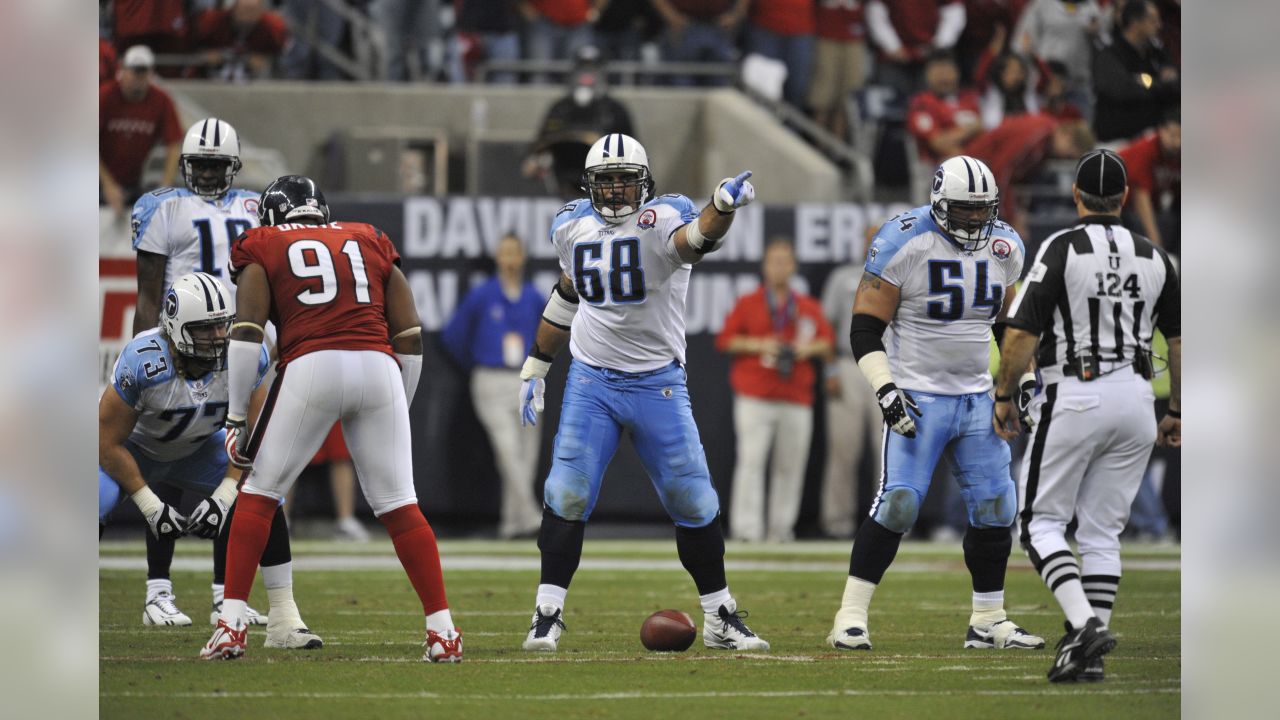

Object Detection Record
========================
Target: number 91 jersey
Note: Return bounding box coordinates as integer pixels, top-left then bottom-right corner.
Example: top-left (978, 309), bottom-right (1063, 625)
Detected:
top-left (552, 195), bottom-right (700, 373)
top-left (230, 222), bottom-right (401, 367)
top-left (866, 207), bottom-right (1025, 395)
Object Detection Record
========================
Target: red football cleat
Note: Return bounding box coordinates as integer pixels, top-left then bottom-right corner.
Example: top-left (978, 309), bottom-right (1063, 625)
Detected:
top-left (423, 628), bottom-right (463, 663)
top-left (200, 617), bottom-right (248, 660)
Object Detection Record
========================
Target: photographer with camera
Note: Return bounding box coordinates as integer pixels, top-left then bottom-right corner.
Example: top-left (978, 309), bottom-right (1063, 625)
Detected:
top-left (717, 239), bottom-right (834, 542)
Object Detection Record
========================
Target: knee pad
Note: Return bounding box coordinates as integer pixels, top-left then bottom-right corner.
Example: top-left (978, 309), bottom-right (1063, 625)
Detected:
top-left (543, 470), bottom-right (593, 522)
top-left (970, 483), bottom-right (1017, 529)
top-left (872, 487), bottom-right (920, 534)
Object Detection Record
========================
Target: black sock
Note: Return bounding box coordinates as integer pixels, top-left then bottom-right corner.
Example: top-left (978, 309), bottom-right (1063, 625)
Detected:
top-left (963, 525), bottom-right (1012, 593)
top-left (259, 504), bottom-right (292, 568)
top-left (676, 517), bottom-right (727, 596)
top-left (848, 519), bottom-right (903, 584)
top-left (537, 508), bottom-right (586, 589)
top-left (145, 483), bottom-right (182, 580)
top-left (212, 502), bottom-right (233, 586)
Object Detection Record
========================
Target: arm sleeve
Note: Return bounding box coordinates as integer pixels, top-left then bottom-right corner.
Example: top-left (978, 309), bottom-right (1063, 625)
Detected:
top-left (1152, 248), bottom-right (1180, 339)
top-left (1006, 235), bottom-right (1069, 334)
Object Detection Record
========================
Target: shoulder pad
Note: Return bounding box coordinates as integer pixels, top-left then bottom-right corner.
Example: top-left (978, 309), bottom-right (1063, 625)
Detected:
top-left (550, 199), bottom-right (596, 239)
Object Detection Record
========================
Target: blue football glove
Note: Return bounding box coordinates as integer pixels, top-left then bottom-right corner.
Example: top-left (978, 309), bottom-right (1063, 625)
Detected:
top-left (712, 171), bottom-right (756, 213)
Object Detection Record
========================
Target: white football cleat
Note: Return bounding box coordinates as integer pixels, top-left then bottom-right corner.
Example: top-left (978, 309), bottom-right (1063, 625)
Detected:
top-left (522, 604), bottom-right (564, 652)
top-left (211, 601), bottom-right (267, 626)
top-left (264, 621), bottom-right (324, 650)
top-left (964, 619), bottom-right (1046, 649)
top-left (703, 601), bottom-right (769, 651)
top-left (199, 617), bottom-right (247, 660)
top-left (143, 592), bottom-right (192, 626)
top-left (827, 626), bottom-right (873, 650)
top-left (424, 628), bottom-right (463, 663)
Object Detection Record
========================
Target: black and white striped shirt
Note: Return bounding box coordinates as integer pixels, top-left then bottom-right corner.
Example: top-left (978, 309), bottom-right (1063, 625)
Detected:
top-left (1006, 216), bottom-right (1180, 370)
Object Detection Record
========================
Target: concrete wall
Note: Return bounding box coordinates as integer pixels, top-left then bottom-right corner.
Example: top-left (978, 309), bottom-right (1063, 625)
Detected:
top-left (165, 81), bottom-right (842, 203)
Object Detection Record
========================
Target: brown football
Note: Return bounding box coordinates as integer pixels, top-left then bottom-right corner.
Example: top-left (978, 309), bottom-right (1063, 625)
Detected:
top-left (640, 609), bottom-right (697, 652)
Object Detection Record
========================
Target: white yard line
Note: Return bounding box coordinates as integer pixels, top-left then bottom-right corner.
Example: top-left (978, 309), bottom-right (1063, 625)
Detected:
top-left (101, 687), bottom-right (1179, 700)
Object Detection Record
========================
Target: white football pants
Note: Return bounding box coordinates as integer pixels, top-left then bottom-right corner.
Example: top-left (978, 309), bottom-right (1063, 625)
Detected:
top-left (1018, 367), bottom-right (1158, 578)
top-left (244, 350), bottom-right (418, 516)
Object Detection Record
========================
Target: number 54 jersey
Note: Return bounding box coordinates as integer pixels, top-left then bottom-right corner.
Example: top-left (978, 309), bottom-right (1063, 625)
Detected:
top-left (230, 222), bottom-right (401, 367)
top-left (552, 195), bottom-right (700, 373)
top-left (866, 207), bottom-right (1025, 396)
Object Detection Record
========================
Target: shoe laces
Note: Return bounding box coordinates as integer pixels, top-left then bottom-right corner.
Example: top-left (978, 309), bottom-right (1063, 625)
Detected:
top-left (151, 593), bottom-right (182, 615)
top-left (530, 608), bottom-right (565, 638)
top-left (717, 606), bottom-right (756, 637)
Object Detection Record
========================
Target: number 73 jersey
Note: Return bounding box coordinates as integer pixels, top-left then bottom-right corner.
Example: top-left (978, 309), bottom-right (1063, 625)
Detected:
top-left (551, 195), bottom-right (701, 373)
top-left (230, 222), bottom-right (401, 367)
top-left (865, 207), bottom-right (1025, 395)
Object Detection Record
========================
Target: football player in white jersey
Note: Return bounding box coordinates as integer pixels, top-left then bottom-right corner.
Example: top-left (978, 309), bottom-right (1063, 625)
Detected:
top-left (517, 133), bottom-right (771, 652)
top-left (99, 273), bottom-right (321, 649)
top-left (131, 118), bottom-right (259, 337)
top-left (826, 156), bottom-right (1046, 652)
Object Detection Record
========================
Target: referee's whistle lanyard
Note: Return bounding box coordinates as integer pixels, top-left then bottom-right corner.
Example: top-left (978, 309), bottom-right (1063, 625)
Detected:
top-left (764, 288), bottom-right (796, 337)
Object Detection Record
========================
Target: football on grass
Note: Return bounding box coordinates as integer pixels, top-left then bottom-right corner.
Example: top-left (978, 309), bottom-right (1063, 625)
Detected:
top-left (641, 609), bottom-right (696, 652)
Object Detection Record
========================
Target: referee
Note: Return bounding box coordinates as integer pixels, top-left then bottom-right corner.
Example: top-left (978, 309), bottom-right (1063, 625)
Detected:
top-left (992, 149), bottom-right (1181, 683)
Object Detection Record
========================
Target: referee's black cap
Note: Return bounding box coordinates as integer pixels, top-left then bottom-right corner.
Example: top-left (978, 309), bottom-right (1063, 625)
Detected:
top-left (1075, 149), bottom-right (1128, 197)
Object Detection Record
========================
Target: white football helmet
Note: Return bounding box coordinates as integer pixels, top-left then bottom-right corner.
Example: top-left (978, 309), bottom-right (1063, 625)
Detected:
top-left (582, 133), bottom-right (654, 224)
top-left (930, 155), bottom-right (1000, 251)
top-left (180, 118), bottom-right (243, 200)
top-left (161, 272), bottom-right (234, 361)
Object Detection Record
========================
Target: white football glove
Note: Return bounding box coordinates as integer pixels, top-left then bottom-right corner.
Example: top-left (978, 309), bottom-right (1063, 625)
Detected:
top-left (519, 356), bottom-right (550, 427)
top-left (712, 171), bottom-right (755, 213)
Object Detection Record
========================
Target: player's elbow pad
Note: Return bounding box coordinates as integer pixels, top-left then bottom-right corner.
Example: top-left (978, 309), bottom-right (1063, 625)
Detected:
top-left (849, 313), bottom-right (888, 361)
top-left (542, 284), bottom-right (578, 330)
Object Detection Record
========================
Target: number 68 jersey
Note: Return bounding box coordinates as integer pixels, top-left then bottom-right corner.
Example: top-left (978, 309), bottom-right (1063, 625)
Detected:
top-left (865, 207), bottom-right (1025, 396)
top-left (551, 195), bottom-right (701, 373)
top-left (230, 222), bottom-right (401, 367)
top-left (110, 328), bottom-right (270, 462)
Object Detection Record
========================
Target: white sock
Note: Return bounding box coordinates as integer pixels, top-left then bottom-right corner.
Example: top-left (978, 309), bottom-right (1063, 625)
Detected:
top-left (146, 578), bottom-right (173, 603)
top-left (836, 576), bottom-right (876, 628)
top-left (970, 590), bottom-right (1007, 626)
top-left (212, 583), bottom-right (225, 606)
top-left (219, 599), bottom-right (248, 628)
top-left (699, 587), bottom-right (732, 615)
top-left (425, 609), bottom-right (455, 634)
top-left (535, 584), bottom-right (568, 611)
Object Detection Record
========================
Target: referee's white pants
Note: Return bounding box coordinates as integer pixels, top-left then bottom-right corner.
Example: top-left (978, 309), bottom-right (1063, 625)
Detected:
top-left (472, 367), bottom-right (543, 537)
top-left (729, 395), bottom-right (813, 542)
top-left (244, 350), bottom-right (418, 517)
top-left (820, 357), bottom-right (881, 538)
top-left (1018, 369), bottom-right (1157, 578)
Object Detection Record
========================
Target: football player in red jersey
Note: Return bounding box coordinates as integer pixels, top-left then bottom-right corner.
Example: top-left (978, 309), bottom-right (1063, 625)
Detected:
top-left (200, 176), bottom-right (461, 662)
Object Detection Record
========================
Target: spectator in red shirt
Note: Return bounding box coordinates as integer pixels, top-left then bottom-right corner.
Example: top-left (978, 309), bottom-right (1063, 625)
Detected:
top-left (99, 46), bottom-right (182, 216)
top-left (100, 39), bottom-right (119, 86)
top-left (717, 239), bottom-right (835, 542)
top-left (1119, 110), bottom-right (1180, 252)
top-left (963, 113), bottom-right (1094, 236)
top-left (906, 51), bottom-right (982, 164)
top-left (809, 0), bottom-right (868, 139)
top-left (191, 0), bottom-right (289, 81)
top-left (866, 0), bottom-right (966, 94)
top-left (745, 0), bottom-right (816, 109)
top-left (651, 0), bottom-right (748, 87)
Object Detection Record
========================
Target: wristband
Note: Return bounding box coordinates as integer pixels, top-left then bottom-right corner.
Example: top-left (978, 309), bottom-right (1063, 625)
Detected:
top-left (131, 485), bottom-right (164, 518)
top-left (1166, 409), bottom-right (1180, 419)
top-left (521, 355), bottom-right (551, 381)
top-left (211, 476), bottom-right (240, 506)
top-left (994, 394), bottom-right (1013, 402)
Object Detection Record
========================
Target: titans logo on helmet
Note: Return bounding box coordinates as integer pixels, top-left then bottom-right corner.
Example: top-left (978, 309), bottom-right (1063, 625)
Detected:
top-left (932, 167), bottom-right (946, 193)
top-left (163, 289), bottom-right (180, 318)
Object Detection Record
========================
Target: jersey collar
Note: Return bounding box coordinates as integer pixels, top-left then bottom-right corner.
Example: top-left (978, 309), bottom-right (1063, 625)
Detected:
top-left (1079, 215), bottom-right (1123, 226)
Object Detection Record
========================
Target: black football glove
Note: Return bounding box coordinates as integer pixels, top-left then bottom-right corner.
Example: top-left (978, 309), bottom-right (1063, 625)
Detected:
top-left (186, 496), bottom-right (229, 539)
top-left (145, 503), bottom-right (188, 541)
top-left (876, 383), bottom-right (921, 438)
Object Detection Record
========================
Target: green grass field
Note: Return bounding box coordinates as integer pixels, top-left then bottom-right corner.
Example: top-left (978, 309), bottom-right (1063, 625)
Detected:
top-left (99, 538), bottom-right (1180, 719)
